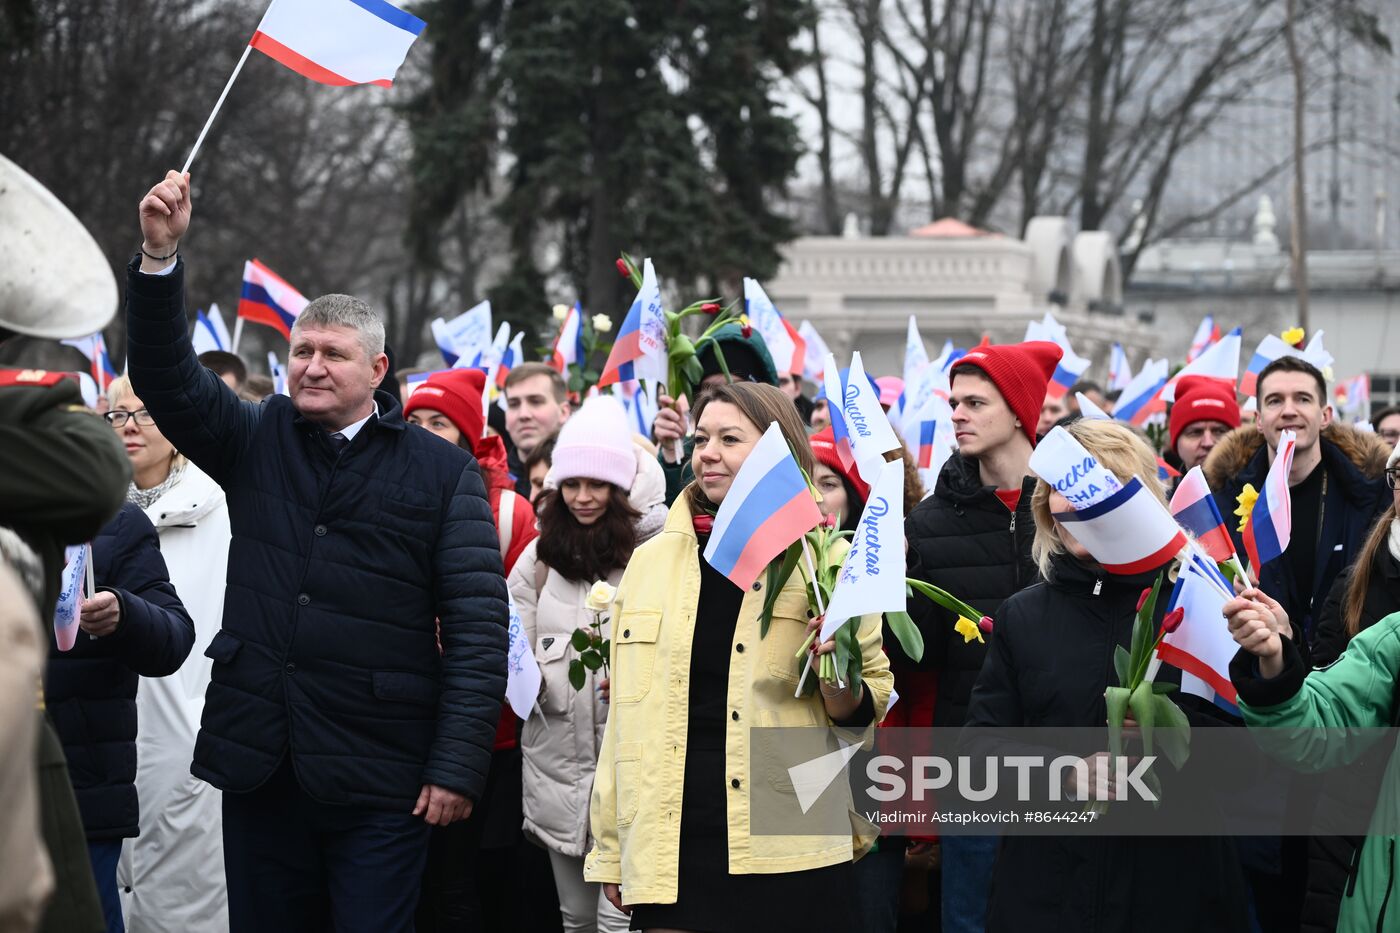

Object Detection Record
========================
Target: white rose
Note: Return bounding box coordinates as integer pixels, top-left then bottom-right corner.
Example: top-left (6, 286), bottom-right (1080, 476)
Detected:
top-left (552, 304), bottom-right (570, 321)
top-left (585, 580), bottom-right (616, 613)
top-left (593, 314), bottom-right (613, 334)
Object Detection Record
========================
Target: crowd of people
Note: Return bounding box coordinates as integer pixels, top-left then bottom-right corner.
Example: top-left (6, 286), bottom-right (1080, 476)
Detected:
top-left (6, 164), bottom-right (1400, 933)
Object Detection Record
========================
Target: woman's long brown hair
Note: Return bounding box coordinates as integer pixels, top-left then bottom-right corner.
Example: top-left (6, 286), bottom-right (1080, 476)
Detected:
top-left (536, 482), bottom-right (641, 583)
top-left (1344, 504), bottom-right (1396, 637)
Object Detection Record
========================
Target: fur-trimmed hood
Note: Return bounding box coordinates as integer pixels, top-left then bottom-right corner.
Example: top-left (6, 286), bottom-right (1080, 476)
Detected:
top-left (1203, 421), bottom-right (1391, 491)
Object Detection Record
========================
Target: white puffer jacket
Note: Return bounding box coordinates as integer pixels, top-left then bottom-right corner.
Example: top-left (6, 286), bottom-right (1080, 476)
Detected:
top-left (508, 448), bottom-right (667, 857)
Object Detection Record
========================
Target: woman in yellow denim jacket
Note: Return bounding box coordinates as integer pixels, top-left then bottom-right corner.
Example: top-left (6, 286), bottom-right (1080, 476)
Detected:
top-left (584, 382), bottom-right (893, 931)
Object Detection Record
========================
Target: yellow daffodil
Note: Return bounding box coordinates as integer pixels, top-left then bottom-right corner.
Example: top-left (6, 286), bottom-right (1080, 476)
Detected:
top-left (1281, 326), bottom-right (1305, 346)
top-left (1234, 483), bottom-right (1258, 532)
top-left (954, 616), bottom-right (985, 645)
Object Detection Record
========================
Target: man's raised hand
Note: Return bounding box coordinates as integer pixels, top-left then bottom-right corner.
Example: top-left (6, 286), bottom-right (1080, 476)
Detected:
top-left (138, 171), bottom-right (191, 270)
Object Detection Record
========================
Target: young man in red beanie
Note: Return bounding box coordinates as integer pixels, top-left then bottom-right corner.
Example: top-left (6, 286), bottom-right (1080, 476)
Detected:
top-left (903, 339), bottom-right (1062, 933)
top-left (1169, 375), bottom-right (1241, 474)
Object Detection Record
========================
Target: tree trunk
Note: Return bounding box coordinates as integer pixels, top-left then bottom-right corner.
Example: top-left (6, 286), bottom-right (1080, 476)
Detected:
top-left (1285, 0), bottom-right (1310, 330)
top-left (809, 20), bottom-right (842, 235)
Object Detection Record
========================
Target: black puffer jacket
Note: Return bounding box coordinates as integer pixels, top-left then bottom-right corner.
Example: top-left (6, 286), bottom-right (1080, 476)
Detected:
top-left (965, 554), bottom-right (1248, 933)
top-left (45, 503), bottom-right (194, 840)
top-left (127, 258), bottom-right (510, 810)
top-left (904, 452), bottom-right (1037, 726)
top-left (1298, 537), bottom-right (1400, 933)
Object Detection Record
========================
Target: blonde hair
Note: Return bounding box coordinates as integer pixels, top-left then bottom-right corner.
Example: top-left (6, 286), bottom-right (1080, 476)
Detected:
top-left (105, 375), bottom-right (188, 476)
top-left (1030, 419), bottom-right (1167, 578)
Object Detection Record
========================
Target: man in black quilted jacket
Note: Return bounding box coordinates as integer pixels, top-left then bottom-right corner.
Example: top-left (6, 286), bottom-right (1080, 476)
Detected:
top-left (126, 171), bottom-right (509, 933)
top-left (903, 339), bottom-right (1061, 933)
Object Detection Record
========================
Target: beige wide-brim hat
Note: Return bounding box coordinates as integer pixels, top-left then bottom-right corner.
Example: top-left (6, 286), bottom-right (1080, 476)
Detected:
top-left (0, 152), bottom-right (117, 338)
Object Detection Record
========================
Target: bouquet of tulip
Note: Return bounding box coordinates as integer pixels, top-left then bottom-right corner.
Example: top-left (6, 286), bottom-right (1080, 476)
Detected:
top-left (615, 252), bottom-right (742, 406)
top-left (568, 581), bottom-right (617, 691)
top-left (1098, 573), bottom-right (1190, 810)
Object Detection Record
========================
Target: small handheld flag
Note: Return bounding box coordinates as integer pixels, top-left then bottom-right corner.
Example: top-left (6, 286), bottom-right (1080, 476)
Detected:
top-left (1162, 327), bottom-right (1241, 402)
top-left (600, 259), bottom-right (667, 387)
top-left (1186, 316), bottom-right (1220, 363)
top-left (238, 259), bottom-right (308, 341)
top-left (798, 321), bottom-right (829, 383)
top-left (820, 460), bottom-right (906, 642)
top-left (1108, 343), bottom-right (1134, 391)
top-left (840, 352), bottom-right (904, 484)
top-left (1112, 358), bottom-right (1169, 426)
top-left (1030, 426), bottom-right (1186, 574)
top-left (548, 302), bottom-right (586, 379)
top-left (702, 423), bottom-right (822, 592)
top-left (53, 543), bottom-right (90, 652)
top-left (1241, 429), bottom-right (1296, 573)
top-left (1157, 547), bottom-right (1239, 707)
top-left (1240, 334), bottom-right (1299, 397)
top-left (1170, 466), bottom-right (1235, 564)
top-left (61, 333), bottom-right (118, 393)
top-left (432, 301), bottom-right (493, 368)
top-left (496, 331), bottom-right (525, 390)
top-left (504, 587), bottom-right (542, 720)
top-left (744, 279), bottom-right (804, 379)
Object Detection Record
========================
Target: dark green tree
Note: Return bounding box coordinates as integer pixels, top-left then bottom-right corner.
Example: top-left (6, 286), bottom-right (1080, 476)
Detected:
top-left (493, 0), bottom-right (808, 324)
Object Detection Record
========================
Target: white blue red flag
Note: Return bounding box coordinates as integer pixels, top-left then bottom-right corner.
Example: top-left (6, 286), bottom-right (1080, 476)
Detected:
top-left (192, 303), bottom-right (232, 355)
top-left (249, 0), bottom-right (425, 88)
top-left (841, 352), bottom-right (903, 484)
top-left (599, 260), bottom-right (666, 387)
top-left (1158, 547), bottom-right (1239, 708)
top-left (1112, 358), bottom-right (1169, 426)
top-left (1030, 426), bottom-right (1186, 574)
top-left (1162, 327), bottom-right (1241, 402)
top-left (798, 320), bottom-right (829, 383)
top-left (495, 330), bottom-right (525, 390)
top-left (61, 333), bottom-right (118, 389)
top-left (1239, 334), bottom-right (1298, 397)
top-left (52, 543), bottom-right (89, 652)
top-left (744, 278), bottom-right (805, 378)
top-left (822, 356), bottom-right (857, 473)
top-left (549, 302), bottom-right (586, 378)
top-left (432, 300), bottom-right (492, 369)
top-left (1336, 373), bottom-right (1371, 421)
top-left (1108, 342), bottom-right (1133, 391)
top-left (702, 422), bottom-right (822, 591)
top-left (1187, 316), bottom-right (1220, 363)
top-left (238, 259), bottom-right (307, 340)
top-left (1027, 311), bottom-right (1090, 399)
top-left (1169, 466), bottom-right (1235, 563)
top-left (267, 352), bottom-right (289, 396)
top-left (404, 369), bottom-right (452, 397)
top-left (1243, 429), bottom-right (1296, 572)
top-left (820, 460), bottom-right (906, 641)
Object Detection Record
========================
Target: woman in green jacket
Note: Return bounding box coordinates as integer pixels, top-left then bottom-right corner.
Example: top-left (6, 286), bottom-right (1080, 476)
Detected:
top-left (1229, 586), bottom-right (1400, 931)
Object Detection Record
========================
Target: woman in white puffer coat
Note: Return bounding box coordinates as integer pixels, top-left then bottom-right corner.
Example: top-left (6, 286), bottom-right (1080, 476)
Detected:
top-left (105, 376), bottom-right (230, 933)
top-left (507, 397), bottom-right (666, 933)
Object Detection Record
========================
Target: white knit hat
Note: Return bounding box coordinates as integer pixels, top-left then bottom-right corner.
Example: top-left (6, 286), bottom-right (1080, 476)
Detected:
top-left (547, 396), bottom-right (637, 491)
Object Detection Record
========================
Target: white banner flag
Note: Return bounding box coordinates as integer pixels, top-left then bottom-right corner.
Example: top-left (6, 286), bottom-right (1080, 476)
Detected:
top-left (842, 351), bottom-right (903, 485)
top-left (820, 460), bottom-right (906, 641)
top-left (1028, 425), bottom-right (1124, 509)
top-left (504, 588), bottom-right (541, 720)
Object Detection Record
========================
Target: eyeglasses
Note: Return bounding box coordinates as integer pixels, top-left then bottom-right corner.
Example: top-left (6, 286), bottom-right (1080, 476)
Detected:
top-left (1387, 469), bottom-right (1400, 490)
top-left (104, 409), bottom-right (156, 428)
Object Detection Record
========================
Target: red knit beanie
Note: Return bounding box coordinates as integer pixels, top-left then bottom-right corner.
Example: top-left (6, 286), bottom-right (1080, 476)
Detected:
top-left (809, 426), bottom-right (870, 502)
top-left (951, 341), bottom-right (1063, 445)
top-left (1169, 375), bottom-right (1240, 449)
top-left (403, 369), bottom-right (486, 449)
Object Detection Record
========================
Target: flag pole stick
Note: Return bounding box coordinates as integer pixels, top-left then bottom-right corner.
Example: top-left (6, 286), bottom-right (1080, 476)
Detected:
top-left (181, 44), bottom-right (253, 174)
top-left (794, 535), bottom-right (830, 698)
top-left (231, 317), bottom-right (245, 355)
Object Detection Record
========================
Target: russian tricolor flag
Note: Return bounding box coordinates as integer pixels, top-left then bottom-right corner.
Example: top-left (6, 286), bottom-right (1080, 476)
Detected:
top-left (1170, 466), bottom-right (1235, 563)
top-left (599, 259), bottom-right (667, 388)
top-left (1162, 327), bottom-right (1242, 402)
top-left (549, 302), bottom-right (586, 379)
top-left (822, 356), bottom-right (857, 473)
top-left (61, 333), bottom-right (118, 389)
top-left (238, 259), bottom-right (308, 340)
top-left (1157, 548), bottom-right (1239, 708)
top-left (1107, 342), bottom-right (1133, 391)
top-left (249, 0), bottom-right (426, 88)
top-left (1187, 316), bottom-right (1220, 363)
top-left (1047, 352), bottom-right (1091, 400)
top-left (1243, 429), bottom-right (1296, 573)
top-left (496, 331), bottom-right (524, 390)
top-left (1112, 358), bottom-right (1169, 426)
top-left (702, 423), bottom-right (822, 591)
top-left (1239, 334), bottom-right (1299, 398)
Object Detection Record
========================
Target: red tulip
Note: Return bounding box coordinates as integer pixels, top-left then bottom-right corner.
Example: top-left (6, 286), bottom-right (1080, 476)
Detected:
top-left (701, 302), bottom-right (721, 315)
top-left (1161, 607), bottom-right (1185, 634)
top-left (978, 616), bottom-right (994, 633)
top-left (616, 259), bottom-right (630, 278)
top-left (1136, 587), bottom-right (1151, 613)
top-left (741, 324), bottom-right (752, 338)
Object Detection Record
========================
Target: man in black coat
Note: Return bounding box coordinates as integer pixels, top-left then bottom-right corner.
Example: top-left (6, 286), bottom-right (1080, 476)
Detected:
top-left (128, 171), bottom-right (509, 933)
top-left (46, 502), bottom-right (194, 932)
top-left (903, 339), bottom-right (1061, 933)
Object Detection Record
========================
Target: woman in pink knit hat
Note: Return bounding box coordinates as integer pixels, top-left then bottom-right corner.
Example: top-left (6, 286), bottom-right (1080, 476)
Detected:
top-left (506, 396), bottom-right (667, 933)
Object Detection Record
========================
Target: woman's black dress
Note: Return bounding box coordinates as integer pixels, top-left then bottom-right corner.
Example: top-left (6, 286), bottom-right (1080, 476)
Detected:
top-left (628, 552), bottom-right (870, 932)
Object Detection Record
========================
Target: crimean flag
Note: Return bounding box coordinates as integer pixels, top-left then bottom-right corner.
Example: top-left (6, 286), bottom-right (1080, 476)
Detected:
top-left (702, 422), bottom-right (822, 592)
top-left (238, 259), bottom-right (308, 340)
top-left (599, 259), bottom-right (666, 387)
top-left (1242, 429), bottom-right (1296, 573)
top-left (250, 0), bottom-right (426, 88)
top-left (1170, 466), bottom-right (1235, 563)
